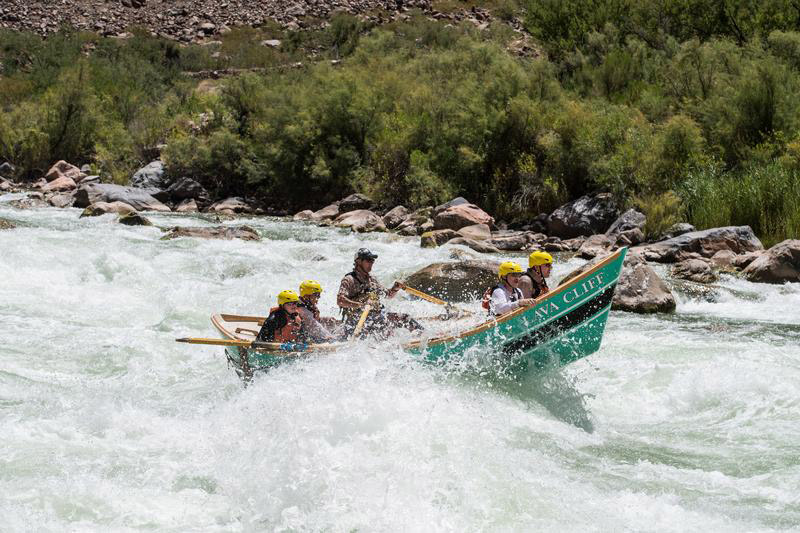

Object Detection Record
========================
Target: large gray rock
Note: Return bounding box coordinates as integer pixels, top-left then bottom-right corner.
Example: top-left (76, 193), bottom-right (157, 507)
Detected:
top-left (605, 208), bottom-right (646, 237)
top-left (420, 229), bottom-right (458, 248)
top-left (446, 237), bottom-right (501, 254)
top-left (659, 222), bottom-right (695, 241)
top-left (45, 160), bottom-right (86, 184)
top-left (0, 162), bottom-right (15, 179)
top-left (41, 176), bottom-right (77, 193)
top-left (47, 193), bottom-right (75, 208)
top-left (338, 193), bottom-right (374, 214)
top-left (486, 231), bottom-right (542, 251)
top-left (334, 209), bottom-right (386, 233)
top-left (165, 177), bottom-right (209, 202)
top-left (433, 197), bottom-right (470, 216)
top-left (382, 205), bottom-right (410, 229)
top-left (577, 234), bottom-right (615, 259)
top-left (434, 202), bottom-right (494, 231)
top-left (310, 203), bottom-right (340, 222)
top-left (161, 225), bottom-right (261, 241)
top-left (404, 260), bottom-right (500, 301)
top-left (175, 199), bottom-right (199, 213)
top-left (117, 212), bottom-right (153, 226)
top-left (743, 240), bottom-right (800, 283)
top-left (547, 193), bottom-right (619, 239)
top-left (396, 207), bottom-right (433, 236)
top-left (293, 209), bottom-right (314, 221)
top-left (638, 226), bottom-right (764, 263)
top-left (74, 184), bottom-right (170, 212)
top-left (130, 160), bottom-right (167, 188)
top-left (208, 197), bottom-right (252, 215)
top-left (457, 223), bottom-right (492, 241)
top-left (80, 201), bottom-right (137, 217)
top-left (671, 258), bottom-right (718, 283)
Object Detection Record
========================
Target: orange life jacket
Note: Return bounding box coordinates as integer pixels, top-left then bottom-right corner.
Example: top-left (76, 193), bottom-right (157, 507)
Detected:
top-left (267, 306), bottom-right (302, 342)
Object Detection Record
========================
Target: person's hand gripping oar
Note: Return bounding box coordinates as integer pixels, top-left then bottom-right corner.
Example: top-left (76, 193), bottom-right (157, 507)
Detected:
top-left (350, 292), bottom-right (379, 339)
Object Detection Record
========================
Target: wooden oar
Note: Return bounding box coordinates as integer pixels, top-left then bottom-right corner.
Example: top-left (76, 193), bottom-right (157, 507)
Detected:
top-left (176, 337), bottom-right (309, 352)
top-left (220, 314), bottom-right (265, 325)
top-left (398, 284), bottom-right (475, 317)
top-left (350, 304), bottom-right (372, 339)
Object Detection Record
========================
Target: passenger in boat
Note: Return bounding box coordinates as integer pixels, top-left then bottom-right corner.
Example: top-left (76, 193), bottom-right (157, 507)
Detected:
top-left (337, 248), bottom-right (423, 337)
top-left (519, 250), bottom-right (553, 300)
top-left (256, 290), bottom-right (303, 343)
top-left (297, 280), bottom-right (336, 342)
top-left (482, 261), bottom-right (535, 316)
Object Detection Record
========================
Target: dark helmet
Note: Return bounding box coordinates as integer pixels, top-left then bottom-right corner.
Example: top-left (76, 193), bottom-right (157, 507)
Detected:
top-left (355, 248), bottom-right (378, 261)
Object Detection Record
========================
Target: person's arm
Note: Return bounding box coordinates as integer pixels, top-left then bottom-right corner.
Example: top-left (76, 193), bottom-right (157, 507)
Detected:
top-left (490, 288), bottom-right (518, 315)
top-left (299, 308), bottom-right (334, 342)
top-left (337, 277), bottom-right (364, 309)
top-left (385, 281), bottom-right (402, 299)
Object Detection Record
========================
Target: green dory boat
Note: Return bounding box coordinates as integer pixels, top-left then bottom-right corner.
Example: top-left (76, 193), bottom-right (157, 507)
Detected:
top-left (189, 248), bottom-right (627, 381)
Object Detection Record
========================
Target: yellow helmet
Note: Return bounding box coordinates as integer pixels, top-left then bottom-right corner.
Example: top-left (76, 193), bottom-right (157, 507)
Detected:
top-left (299, 279), bottom-right (323, 297)
top-left (498, 261), bottom-right (524, 279)
top-left (277, 290), bottom-right (300, 306)
top-left (528, 250), bottom-right (554, 267)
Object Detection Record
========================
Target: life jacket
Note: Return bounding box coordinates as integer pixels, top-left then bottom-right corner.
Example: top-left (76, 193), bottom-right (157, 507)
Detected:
top-left (264, 306), bottom-right (302, 342)
top-left (521, 272), bottom-right (549, 299)
top-left (340, 270), bottom-right (381, 323)
top-left (481, 284), bottom-right (522, 313)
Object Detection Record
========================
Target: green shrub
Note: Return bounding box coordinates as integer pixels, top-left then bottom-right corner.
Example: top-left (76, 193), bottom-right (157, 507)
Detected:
top-left (634, 191), bottom-right (685, 240)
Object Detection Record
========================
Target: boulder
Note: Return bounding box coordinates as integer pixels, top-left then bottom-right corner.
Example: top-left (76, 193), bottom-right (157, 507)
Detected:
top-left (309, 203), bottom-right (340, 222)
top-left (165, 177), bottom-right (209, 202)
top-left (577, 234), bottom-right (615, 259)
top-left (671, 258), bottom-right (718, 283)
top-left (338, 193), bottom-right (374, 213)
top-left (446, 237), bottom-right (501, 254)
top-left (486, 231), bottom-right (540, 251)
top-left (161, 225), bottom-right (261, 241)
top-left (420, 229), bottom-right (458, 248)
top-left (41, 176), bottom-right (77, 193)
top-left (731, 251), bottom-right (761, 270)
top-left (709, 249), bottom-right (737, 269)
top-left (175, 199), bottom-right (199, 213)
top-left (9, 193), bottom-right (48, 209)
top-left (396, 207), bottom-right (433, 236)
top-left (614, 227), bottom-right (645, 247)
top-left (130, 160), bottom-right (167, 188)
top-left (47, 193), bottom-right (75, 208)
top-left (80, 201), bottom-right (137, 217)
top-left (433, 202), bottom-right (494, 231)
top-left (606, 208), bottom-right (646, 237)
top-left (547, 193), bottom-right (619, 239)
top-left (74, 183), bottom-right (170, 212)
top-left (433, 196), bottom-right (470, 216)
top-left (0, 218), bottom-right (15, 230)
top-left (117, 212), bottom-right (153, 226)
top-left (208, 197), bottom-right (252, 215)
top-left (743, 239), bottom-right (800, 283)
top-left (382, 205), bottom-right (409, 229)
top-left (457, 223), bottom-right (492, 241)
top-left (0, 162), bottom-right (15, 179)
top-left (0, 179), bottom-right (12, 192)
top-left (45, 160), bottom-right (85, 183)
top-left (80, 175), bottom-right (101, 185)
top-left (334, 209), bottom-right (386, 233)
top-left (293, 209), bottom-right (314, 221)
top-left (637, 226), bottom-right (764, 263)
top-left (404, 259), bottom-right (501, 301)
top-left (659, 222), bottom-right (696, 241)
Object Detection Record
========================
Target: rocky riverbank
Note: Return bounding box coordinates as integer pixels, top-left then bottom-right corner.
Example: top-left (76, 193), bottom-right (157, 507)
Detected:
top-left (2, 158), bottom-right (799, 314)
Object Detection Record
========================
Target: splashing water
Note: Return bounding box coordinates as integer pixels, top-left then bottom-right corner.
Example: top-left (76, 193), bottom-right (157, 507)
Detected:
top-left (2, 199), bottom-right (799, 531)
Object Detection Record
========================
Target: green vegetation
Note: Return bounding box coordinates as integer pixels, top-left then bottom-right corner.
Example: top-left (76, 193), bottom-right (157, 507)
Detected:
top-left (1, 4), bottom-right (800, 244)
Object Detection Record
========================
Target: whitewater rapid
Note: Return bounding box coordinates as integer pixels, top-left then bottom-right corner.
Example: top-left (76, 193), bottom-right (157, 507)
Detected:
top-left (1, 198), bottom-right (799, 532)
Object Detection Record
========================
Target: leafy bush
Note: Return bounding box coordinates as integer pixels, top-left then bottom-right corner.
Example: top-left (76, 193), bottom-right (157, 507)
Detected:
top-left (635, 191), bottom-right (685, 240)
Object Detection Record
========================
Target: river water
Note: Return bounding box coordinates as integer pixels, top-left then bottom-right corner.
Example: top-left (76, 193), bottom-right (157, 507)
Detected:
top-left (2, 196), bottom-right (799, 532)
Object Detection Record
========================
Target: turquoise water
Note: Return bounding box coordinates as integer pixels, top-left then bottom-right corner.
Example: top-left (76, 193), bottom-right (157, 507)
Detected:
top-left (2, 196), bottom-right (799, 531)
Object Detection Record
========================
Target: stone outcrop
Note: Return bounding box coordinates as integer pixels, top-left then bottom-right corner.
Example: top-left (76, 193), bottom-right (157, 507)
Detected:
top-left (433, 202), bottom-right (494, 231)
top-left (334, 209), bottom-right (386, 233)
top-left (638, 226), bottom-right (763, 263)
top-left (47, 193), bottom-right (75, 208)
top-left (457, 223), bottom-right (491, 241)
top-left (396, 207), bottom-right (433, 236)
top-left (161, 225), bottom-right (260, 241)
top-left (310, 203), bottom-right (340, 222)
top-left (165, 177), bottom-right (209, 202)
top-left (382, 206), bottom-right (409, 229)
top-left (293, 209), bottom-right (314, 221)
top-left (130, 160), bottom-right (167, 189)
top-left (0, 162), bottom-right (15, 179)
top-left (80, 201), bottom-right (137, 217)
top-left (447, 237), bottom-right (501, 254)
top-left (118, 212), bottom-right (153, 226)
top-left (605, 208), bottom-right (646, 238)
top-left (74, 183), bottom-right (170, 212)
top-left (420, 229), bottom-right (458, 248)
top-left (743, 239), bottom-right (800, 283)
top-left (547, 193), bottom-right (619, 239)
top-left (404, 259), bottom-right (500, 301)
top-left (337, 193), bottom-right (374, 214)
top-left (659, 223), bottom-right (695, 241)
top-left (577, 234), bottom-right (615, 259)
top-left (486, 231), bottom-right (542, 251)
top-left (671, 258), bottom-right (718, 283)
top-left (45, 160), bottom-right (86, 184)
top-left (41, 176), bottom-right (77, 193)
top-left (208, 197), bottom-right (252, 215)
top-left (175, 199), bottom-right (199, 213)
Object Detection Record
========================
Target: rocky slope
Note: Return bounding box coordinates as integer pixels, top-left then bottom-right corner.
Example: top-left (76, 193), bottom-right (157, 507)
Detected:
top-left (0, 0), bottom-right (435, 41)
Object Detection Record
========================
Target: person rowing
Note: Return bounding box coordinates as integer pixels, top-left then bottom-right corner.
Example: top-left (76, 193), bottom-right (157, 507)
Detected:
top-left (519, 251), bottom-right (553, 300)
top-left (337, 248), bottom-right (423, 338)
top-left (297, 280), bottom-right (337, 342)
top-left (256, 290), bottom-right (303, 342)
top-left (482, 261), bottom-right (535, 316)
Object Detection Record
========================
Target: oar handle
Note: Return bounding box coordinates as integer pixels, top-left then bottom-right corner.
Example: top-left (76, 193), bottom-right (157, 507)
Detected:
top-left (398, 283), bottom-right (448, 306)
top-left (350, 303), bottom-right (372, 339)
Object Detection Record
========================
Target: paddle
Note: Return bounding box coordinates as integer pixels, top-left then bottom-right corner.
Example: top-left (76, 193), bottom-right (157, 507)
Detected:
top-left (175, 337), bottom-right (312, 353)
top-left (398, 283), bottom-right (474, 318)
top-left (350, 303), bottom-right (372, 339)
